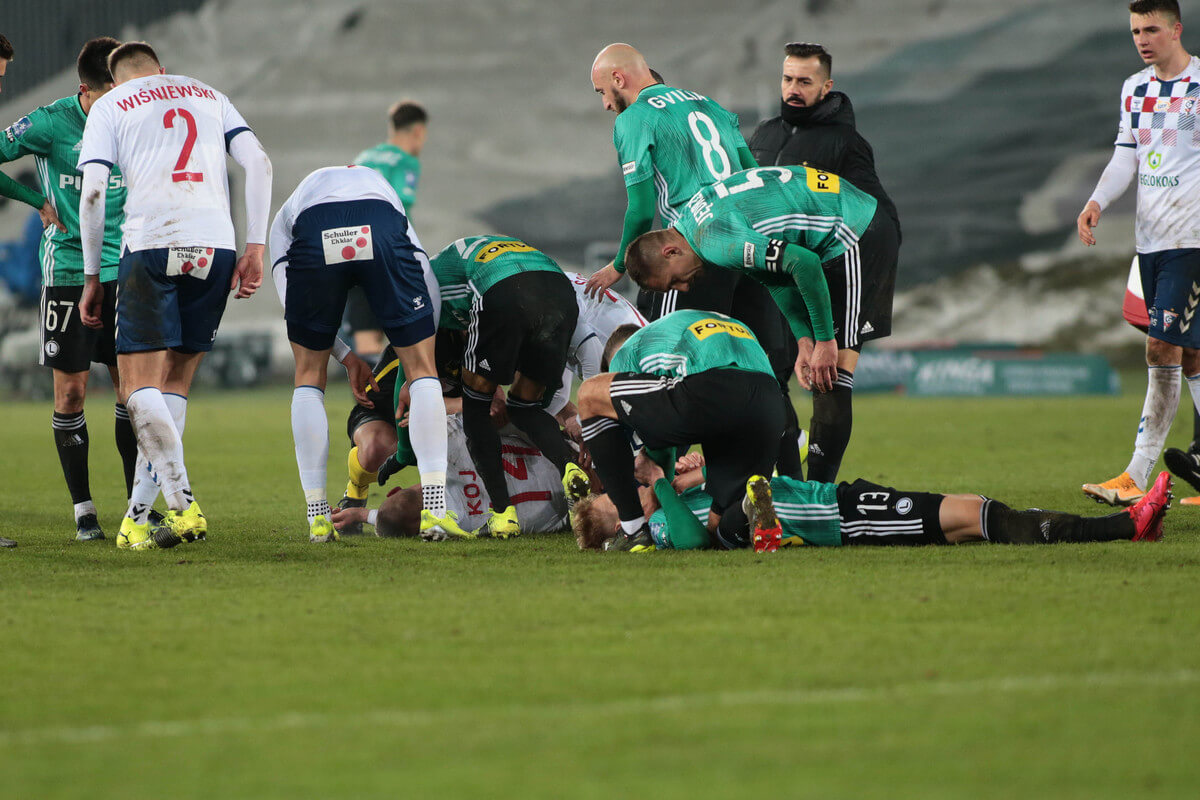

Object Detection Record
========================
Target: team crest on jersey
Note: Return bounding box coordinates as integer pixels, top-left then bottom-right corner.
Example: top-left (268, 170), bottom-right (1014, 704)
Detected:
top-left (44, 340), bottom-right (59, 357)
top-left (688, 318), bottom-right (753, 341)
top-left (322, 226), bottom-right (373, 264)
top-left (474, 240), bottom-right (535, 263)
top-left (4, 116), bottom-right (32, 142)
top-left (166, 247), bottom-right (215, 279)
top-left (1163, 309), bottom-right (1179, 329)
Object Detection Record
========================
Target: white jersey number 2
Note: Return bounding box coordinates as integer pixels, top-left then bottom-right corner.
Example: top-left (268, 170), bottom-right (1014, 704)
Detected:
top-left (162, 108), bottom-right (205, 183)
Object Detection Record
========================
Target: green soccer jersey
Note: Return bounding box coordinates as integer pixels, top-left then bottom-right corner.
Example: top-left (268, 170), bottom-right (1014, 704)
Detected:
top-left (354, 143), bottom-right (420, 213)
top-left (650, 477), bottom-right (843, 549)
top-left (0, 96), bottom-right (124, 286)
top-left (609, 309), bottom-right (773, 379)
top-left (672, 166), bottom-right (878, 341)
top-left (429, 236), bottom-right (565, 331)
top-left (614, 85), bottom-right (749, 225)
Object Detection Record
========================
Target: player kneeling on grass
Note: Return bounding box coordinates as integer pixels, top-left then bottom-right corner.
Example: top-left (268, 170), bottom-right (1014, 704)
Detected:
top-left (576, 310), bottom-right (791, 552)
top-left (427, 236), bottom-right (591, 539)
top-left (271, 165), bottom-right (461, 543)
top-left (573, 453), bottom-right (1174, 551)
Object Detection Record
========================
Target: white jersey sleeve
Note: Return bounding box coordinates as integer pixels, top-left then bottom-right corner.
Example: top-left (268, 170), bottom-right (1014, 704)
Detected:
top-left (564, 271), bottom-right (646, 379)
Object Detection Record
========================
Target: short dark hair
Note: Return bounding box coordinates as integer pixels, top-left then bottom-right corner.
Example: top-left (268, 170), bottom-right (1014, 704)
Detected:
top-left (784, 42), bottom-right (832, 76)
top-left (107, 41), bottom-right (159, 76)
top-left (389, 101), bottom-right (427, 132)
top-left (621, 229), bottom-right (673, 287)
top-left (77, 37), bottom-right (120, 90)
top-left (0, 34), bottom-right (13, 61)
top-left (1130, 0), bottom-right (1182, 22)
top-left (602, 324), bottom-right (641, 371)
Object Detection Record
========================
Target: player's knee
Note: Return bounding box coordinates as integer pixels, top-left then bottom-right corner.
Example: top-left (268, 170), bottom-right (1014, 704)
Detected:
top-left (577, 376), bottom-right (614, 418)
top-left (53, 375), bottom-right (88, 413)
top-left (1146, 337), bottom-right (1181, 366)
top-left (358, 437), bottom-right (394, 472)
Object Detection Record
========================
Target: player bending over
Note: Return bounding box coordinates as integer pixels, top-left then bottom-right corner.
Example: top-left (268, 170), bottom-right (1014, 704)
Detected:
top-left (427, 235), bottom-right (591, 539)
top-left (270, 164), bottom-right (463, 542)
top-left (573, 453), bottom-right (1173, 551)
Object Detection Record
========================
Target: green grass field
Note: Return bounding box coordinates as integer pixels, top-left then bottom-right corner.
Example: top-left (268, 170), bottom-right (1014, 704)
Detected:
top-left (2, 380), bottom-right (1199, 798)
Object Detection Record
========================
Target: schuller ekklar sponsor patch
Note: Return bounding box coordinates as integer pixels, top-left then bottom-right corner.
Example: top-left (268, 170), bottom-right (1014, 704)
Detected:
top-left (166, 246), bottom-right (215, 279)
top-left (322, 226), bottom-right (374, 264)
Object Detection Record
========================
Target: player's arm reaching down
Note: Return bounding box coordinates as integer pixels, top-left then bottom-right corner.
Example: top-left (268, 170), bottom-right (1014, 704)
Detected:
top-left (227, 130), bottom-right (272, 297)
top-left (0, 170), bottom-right (64, 232)
top-left (1078, 144), bottom-right (1136, 246)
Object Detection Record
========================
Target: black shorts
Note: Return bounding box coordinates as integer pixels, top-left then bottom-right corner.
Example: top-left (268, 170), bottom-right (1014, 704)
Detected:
top-left (39, 282), bottom-right (117, 371)
top-left (835, 479), bottom-right (946, 545)
top-left (346, 354), bottom-right (403, 441)
top-left (637, 269), bottom-right (796, 383)
top-left (464, 270), bottom-right (577, 390)
top-left (822, 210), bottom-right (899, 349)
top-left (612, 368), bottom-right (785, 514)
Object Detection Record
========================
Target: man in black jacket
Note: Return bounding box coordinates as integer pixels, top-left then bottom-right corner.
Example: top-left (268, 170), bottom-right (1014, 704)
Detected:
top-left (748, 42), bottom-right (901, 483)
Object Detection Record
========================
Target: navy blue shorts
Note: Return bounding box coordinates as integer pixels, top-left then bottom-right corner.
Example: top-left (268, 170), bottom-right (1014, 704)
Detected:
top-left (1140, 248), bottom-right (1200, 348)
top-left (116, 247), bottom-right (236, 354)
top-left (283, 199), bottom-right (435, 351)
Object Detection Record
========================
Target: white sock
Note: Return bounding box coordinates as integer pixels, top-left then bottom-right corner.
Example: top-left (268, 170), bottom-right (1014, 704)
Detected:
top-left (621, 516), bottom-right (647, 536)
top-left (126, 387), bottom-right (191, 511)
top-left (291, 386), bottom-right (330, 524)
top-left (1186, 373), bottom-right (1200, 428)
top-left (1126, 365), bottom-right (1181, 490)
top-left (408, 377), bottom-right (448, 517)
top-left (127, 393), bottom-right (190, 518)
top-left (73, 500), bottom-right (97, 521)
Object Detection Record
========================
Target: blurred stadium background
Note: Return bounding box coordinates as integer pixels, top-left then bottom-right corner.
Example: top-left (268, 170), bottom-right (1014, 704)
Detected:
top-left (0, 0), bottom-right (1147, 395)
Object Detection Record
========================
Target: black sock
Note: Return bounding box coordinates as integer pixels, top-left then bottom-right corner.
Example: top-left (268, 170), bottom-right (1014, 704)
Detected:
top-left (775, 387), bottom-right (804, 480)
top-left (1191, 405), bottom-right (1200, 453)
top-left (53, 410), bottom-right (91, 506)
top-left (982, 500), bottom-right (1134, 544)
top-left (807, 369), bottom-right (853, 483)
top-left (505, 396), bottom-right (574, 472)
top-left (715, 501), bottom-right (750, 549)
top-left (114, 403), bottom-right (138, 497)
top-left (580, 416), bottom-right (641, 521)
top-left (460, 386), bottom-right (511, 509)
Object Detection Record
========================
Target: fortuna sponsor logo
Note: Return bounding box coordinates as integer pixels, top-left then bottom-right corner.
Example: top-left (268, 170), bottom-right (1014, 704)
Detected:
top-left (115, 83), bottom-right (217, 112)
top-left (742, 242), bottom-right (755, 268)
top-left (1138, 172), bottom-right (1181, 188)
top-left (646, 89), bottom-right (706, 109)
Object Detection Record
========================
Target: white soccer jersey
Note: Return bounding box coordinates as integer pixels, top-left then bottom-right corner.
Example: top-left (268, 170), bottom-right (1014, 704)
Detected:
top-left (444, 415), bottom-right (569, 534)
top-left (78, 74), bottom-right (251, 252)
top-left (1116, 57), bottom-right (1200, 252)
top-left (269, 165), bottom-right (439, 323)
top-left (564, 270), bottom-right (646, 378)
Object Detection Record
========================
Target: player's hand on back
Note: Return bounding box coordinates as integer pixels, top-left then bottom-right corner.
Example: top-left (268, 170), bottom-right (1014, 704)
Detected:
top-left (1077, 201), bottom-right (1101, 246)
top-left (39, 201), bottom-right (66, 233)
top-left (231, 243), bottom-right (265, 299)
top-left (490, 386), bottom-right (508, 428)
top-left (79, 276), bottom-right (104, 329)
top-left (583, 263), bottom-right (623, 299)
top-left (342, 353), bottom-right (379, 407)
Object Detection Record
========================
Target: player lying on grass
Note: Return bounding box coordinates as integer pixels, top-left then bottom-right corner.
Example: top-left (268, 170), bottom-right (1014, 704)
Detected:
top-left (330, 410), bottom-right (573, 539)
top-left (572, 452), bottom-right (1174, 551)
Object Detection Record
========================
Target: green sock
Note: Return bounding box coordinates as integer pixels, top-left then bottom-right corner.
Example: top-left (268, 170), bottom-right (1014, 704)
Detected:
top-left (652, 478), bottom-right (709, 550)
top-left (392, 370), bottom-right (418, 469)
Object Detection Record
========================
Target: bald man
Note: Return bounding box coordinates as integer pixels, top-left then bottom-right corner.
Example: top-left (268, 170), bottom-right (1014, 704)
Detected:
top-left (584, 43), bottom-right (804, 478)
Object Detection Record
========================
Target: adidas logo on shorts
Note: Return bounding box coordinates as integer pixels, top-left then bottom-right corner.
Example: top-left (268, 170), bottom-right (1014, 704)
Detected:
top-left (479, 358), bottom-right (491, 371)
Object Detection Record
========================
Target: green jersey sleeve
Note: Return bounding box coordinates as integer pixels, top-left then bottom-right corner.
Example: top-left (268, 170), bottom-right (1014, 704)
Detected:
top-left (0, 109), bottom-right (52, 160)
top-left (0, 169), bottom-right (44, 209)
top-left (613, 107), bottom-right (655, 189)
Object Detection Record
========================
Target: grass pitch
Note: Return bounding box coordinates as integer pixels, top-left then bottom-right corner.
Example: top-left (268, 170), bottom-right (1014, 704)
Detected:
top-left (2, 380), bottom-right (1198, 798)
